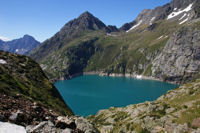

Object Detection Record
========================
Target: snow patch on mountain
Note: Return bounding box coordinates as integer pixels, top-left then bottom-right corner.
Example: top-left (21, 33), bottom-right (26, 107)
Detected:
top-left (150, 17), bottom-right (156, 25)
top-left (157, 35), bottom-right (168, 40)
top-left (0, 36), bottom-right (10, 41)
top-left (126, 20), bottom-right (143, 32)
top-left (0, 59), bottom-right (7, 64)
top-left (179, 18), bottom-right (189, 24)
top-left (167, 3), bottom-right (193, 20)
top-left (179, 13), bottom-right (187, 20)
top-left (157, 35), bottom-right (164, 40)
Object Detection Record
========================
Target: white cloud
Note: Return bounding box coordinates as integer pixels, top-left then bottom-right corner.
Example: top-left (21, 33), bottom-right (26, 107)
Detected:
top-left (0, 36), bottom-right (10, 41)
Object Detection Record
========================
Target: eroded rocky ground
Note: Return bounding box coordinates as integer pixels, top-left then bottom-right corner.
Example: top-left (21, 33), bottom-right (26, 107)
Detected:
top-left (0, 93), bottom-right (98, 133)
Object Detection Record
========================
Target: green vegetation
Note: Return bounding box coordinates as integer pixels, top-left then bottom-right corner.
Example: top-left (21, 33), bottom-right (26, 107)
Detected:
top-left (0, 50), bottom-right (73, 115)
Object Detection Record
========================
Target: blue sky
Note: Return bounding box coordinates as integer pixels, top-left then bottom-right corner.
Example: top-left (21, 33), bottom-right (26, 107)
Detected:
top-left (0, 0), bottom-right (171, 42)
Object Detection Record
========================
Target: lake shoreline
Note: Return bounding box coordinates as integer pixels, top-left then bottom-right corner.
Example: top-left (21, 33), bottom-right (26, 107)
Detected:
top-left (52, 71), bottom-right (178, 85)
top-left (83, 71), bottom-right (178, 85)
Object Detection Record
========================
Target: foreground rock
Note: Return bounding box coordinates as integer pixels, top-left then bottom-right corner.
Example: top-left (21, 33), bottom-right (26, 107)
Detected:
top-left (0, 93), bottom-right (98, 133)
top-left (0, 113), bottom-right (98, 133)
top-left (26, 116), bottom-right (98, 133)
top-left (0, 122), bottom-right (26, 133)
top-left (88, 79), bottom-right (200, 133)
top-left (0, 93), bottom-right (58, 126)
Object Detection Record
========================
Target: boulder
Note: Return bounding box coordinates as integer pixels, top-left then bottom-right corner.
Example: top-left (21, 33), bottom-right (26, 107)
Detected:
top-left (0, 113), bottom-right (6, 122)
top-left (192, 118), bottom-right (200, 128)
top-left (9, 110), bottom-right (25, 124)
top-left (55, 116), bottom-right (76, 129)
top-left (26, 121), bottom-right (58, 133)
top-left (61, 128), bottom-right (73, 133)
top-left (75, 117), bottom-right (97, 133)
top-left (0, 122), bottom-right (27, 133)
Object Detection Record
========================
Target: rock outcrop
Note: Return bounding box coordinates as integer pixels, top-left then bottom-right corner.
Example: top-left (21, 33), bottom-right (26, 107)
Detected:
top-left (25, 116), bottom-right (98, 133)
top-left (152, 26), bottom-right (200, 84)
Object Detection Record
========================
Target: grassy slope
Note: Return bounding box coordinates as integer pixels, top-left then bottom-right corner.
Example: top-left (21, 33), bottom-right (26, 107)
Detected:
top-left (85, 20), bottom-right (178, 73)
top-left (88, 79), bottom-right (200, 132)
top-left (0, 50), bottom-right (73, 116)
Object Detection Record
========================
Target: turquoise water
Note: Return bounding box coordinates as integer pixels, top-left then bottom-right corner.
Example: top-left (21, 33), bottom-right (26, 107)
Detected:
top-left (55, 75), bottom-right (178, 116)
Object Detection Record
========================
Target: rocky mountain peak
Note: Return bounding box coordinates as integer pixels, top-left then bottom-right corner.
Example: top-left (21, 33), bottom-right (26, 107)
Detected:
top-left (79, 11), bottom-right (95, 18)
top-left (29, 11), bottom-right (109, 61)
top-left (121, 0), bottom-right (198, 32)
top-left (60, 11), bottom-right (107, 34)
top-left (23, 34), bottom-right (35, 40)
top-left (52, 11), bottom-right (108, 43)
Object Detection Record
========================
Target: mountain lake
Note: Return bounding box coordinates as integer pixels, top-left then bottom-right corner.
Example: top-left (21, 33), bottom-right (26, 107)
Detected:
top-left (55, 75), bottom-right (178, 116)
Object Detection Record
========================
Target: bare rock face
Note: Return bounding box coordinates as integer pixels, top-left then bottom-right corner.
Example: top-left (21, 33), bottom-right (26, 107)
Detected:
top-left (25, 116), bottom-right (98, 133)
top-left (192, 118), bottom-right (200, 128)
top-left (152, 27), bottom-right (200, 84)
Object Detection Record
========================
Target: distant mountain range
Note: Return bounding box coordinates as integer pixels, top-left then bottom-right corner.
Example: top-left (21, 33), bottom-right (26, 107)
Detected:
top-left (0, 35), bottom-right (40, 55)
top-left (29, 0), bottom-right (200, 84)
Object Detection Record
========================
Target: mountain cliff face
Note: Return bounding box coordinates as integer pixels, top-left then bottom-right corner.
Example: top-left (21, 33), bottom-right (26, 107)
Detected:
top-left (30, 0), bottom-right (200, 84)
top-left (152, 24), bottom-right (200, 84)
top-left (0, 35), bottom-right (40, 55)
top-left (0, 50), bottom-right (100, 132)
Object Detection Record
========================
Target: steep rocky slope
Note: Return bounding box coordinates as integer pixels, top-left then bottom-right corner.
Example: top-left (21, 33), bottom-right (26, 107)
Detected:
top-left (152, 22), bottom-right (200, 84)
top-left (88, 79), bottom-right (200, 133)
top-left (0, 50), bottom-right (72, 115)
top-left (0, 50), bottom-right (98, 132)
top-left (29, 0), bottom-right (200, 84)
top-left (120, 0), bottom-right (199, 31)
top-left (0, 35), bottom-right (40, 55)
